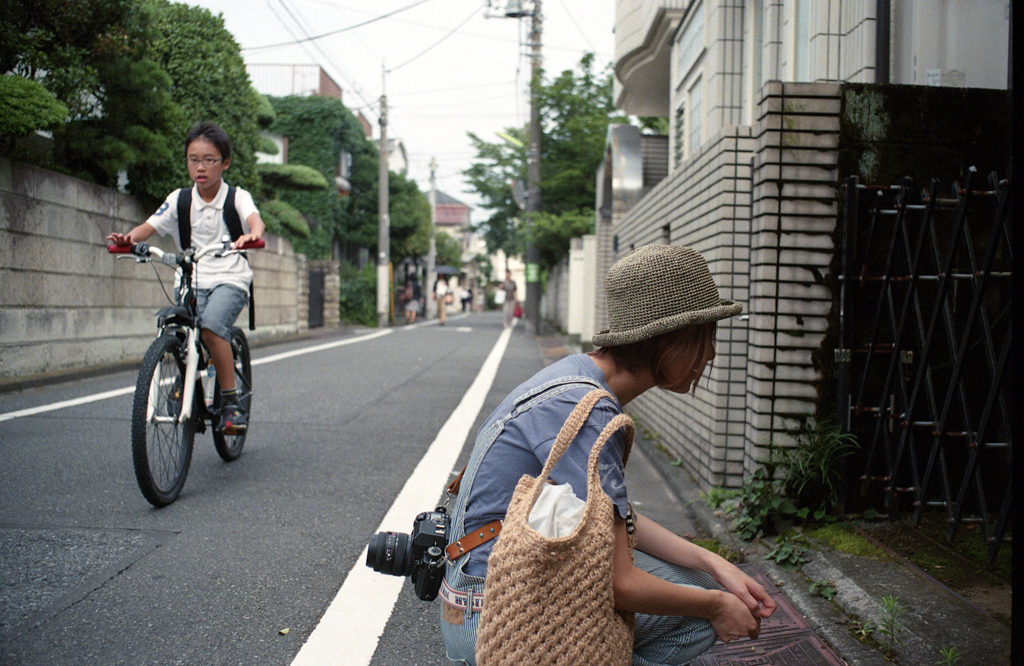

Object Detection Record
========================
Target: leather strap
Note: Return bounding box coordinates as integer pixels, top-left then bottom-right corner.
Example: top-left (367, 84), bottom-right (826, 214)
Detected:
top-left (446, 465), bottom-right (466, 496)
top-left (446, 519), bottom-right (502, 561)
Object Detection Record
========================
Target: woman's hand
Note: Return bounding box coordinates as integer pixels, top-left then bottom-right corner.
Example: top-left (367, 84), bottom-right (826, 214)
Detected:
top-left (711, 560), bottom-right (777, 620)
top-left (709, 590), bottom-right (763, 642)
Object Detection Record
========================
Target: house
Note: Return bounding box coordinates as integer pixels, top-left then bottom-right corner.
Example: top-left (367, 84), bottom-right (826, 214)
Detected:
top-left (594, 0), bottom-right (1011, 509)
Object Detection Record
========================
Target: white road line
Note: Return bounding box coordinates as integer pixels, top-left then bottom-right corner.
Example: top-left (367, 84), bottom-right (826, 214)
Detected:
top-left (0, 329), bottom-right (393, 423)
top-left (0, 387), bottom-right (136, 423)
top-left (290, 323), bottom-right (514, 666)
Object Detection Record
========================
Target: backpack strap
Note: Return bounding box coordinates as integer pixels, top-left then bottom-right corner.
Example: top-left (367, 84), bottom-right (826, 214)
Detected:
top-left (223, 186), bottom-right (243, 241)
top-left (177, 185), bottom-right (256, 331)
top-left (176, 187), bottom-right (192, 250)
top-left (223, 186), bottom-right (256, 331)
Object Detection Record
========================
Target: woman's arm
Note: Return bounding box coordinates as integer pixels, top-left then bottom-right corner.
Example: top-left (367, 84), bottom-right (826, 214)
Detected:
top-left (611, 519), bottom-right (765, 642)
top-left (631, 510), bottom-right (777, 620)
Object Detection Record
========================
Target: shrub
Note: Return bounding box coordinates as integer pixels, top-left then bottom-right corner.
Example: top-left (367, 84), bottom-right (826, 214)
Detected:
top-left (338, 262), bottom-right (377, 327)
top-left (0, 75), bottom-right (67, 138)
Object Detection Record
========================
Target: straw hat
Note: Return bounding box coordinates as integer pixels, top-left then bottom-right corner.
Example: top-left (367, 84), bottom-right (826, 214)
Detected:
top-left (592, 244), bottom-right (742, 347)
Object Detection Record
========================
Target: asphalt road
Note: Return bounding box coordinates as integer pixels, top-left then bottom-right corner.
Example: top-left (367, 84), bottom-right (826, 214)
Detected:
top-left (0, 311), bottom-right (545, 666)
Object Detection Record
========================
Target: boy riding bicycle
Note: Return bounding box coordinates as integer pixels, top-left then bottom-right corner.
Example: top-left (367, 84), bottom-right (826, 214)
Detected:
top-left (107, 122), bottom-right (265, 434)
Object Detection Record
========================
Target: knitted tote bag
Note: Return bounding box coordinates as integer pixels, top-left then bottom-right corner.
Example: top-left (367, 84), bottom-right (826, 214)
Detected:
top-left (476, 389), bottom-right (635, 666)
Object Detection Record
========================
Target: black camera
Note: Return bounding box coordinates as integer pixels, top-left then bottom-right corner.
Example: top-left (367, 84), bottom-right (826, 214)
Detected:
top-left (366, 507), bottom-right (449, 601)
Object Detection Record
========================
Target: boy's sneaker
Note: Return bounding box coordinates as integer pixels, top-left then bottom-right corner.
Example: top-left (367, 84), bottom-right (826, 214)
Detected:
top-left (218, 401), bottom-right (247, 434)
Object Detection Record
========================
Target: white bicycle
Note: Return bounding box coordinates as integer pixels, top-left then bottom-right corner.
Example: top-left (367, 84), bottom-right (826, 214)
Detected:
top-left (109, 237), bottom-right (264, 506)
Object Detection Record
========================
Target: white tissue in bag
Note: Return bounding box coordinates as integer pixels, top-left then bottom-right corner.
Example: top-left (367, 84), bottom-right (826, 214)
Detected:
top-left (528, 483), bottom-right (586, 537)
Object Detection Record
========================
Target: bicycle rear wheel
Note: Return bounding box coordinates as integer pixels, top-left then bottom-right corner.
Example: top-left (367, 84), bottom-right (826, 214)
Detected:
top-left (132, 334), bottom-right (196, 507)
top-left (213, 327), bottom-right (251, 461)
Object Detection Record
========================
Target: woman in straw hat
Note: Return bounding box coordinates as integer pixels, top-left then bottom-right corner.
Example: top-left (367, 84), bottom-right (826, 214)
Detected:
top-left (441, 244), bottom-right (776, 665)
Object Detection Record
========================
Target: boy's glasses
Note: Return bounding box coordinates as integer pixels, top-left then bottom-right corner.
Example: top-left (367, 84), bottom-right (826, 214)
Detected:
top-left (187, 157), bottom-right (223, 167)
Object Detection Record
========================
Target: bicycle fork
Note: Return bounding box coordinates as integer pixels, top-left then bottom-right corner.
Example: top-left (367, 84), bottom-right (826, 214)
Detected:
top-left (146, 329), bottom-right (201, 425)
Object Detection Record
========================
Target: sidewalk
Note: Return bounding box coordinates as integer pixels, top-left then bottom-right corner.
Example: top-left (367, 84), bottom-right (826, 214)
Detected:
top-left (534, 332), bottom-right (1012, 666)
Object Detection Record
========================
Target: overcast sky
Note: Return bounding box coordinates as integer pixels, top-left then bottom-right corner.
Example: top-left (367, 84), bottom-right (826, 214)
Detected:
top-left (189, 0), bottom-right (617, 221)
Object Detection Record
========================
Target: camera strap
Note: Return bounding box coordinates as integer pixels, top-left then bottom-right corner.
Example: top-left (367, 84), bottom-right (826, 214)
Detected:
top-left (445, 520), bottom-right (502, 562)
top-left (444, 464), bottom-right (503, 561)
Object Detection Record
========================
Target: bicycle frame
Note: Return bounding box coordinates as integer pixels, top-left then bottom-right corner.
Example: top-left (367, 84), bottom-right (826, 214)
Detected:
top-left (110, 237), bottom-right (264, 425)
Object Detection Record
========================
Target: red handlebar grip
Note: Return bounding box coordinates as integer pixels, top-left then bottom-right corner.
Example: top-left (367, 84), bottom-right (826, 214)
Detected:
top-left (239, 239), bottom-right (266, 249)
top-left (107, 245), bottom-right (132, 254)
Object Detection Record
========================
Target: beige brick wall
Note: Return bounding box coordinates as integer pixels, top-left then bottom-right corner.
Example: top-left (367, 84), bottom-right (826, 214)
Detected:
top-left (1, 158), bottom-right (307, 384)
top-left (606, 82), bottom-right (840, 490)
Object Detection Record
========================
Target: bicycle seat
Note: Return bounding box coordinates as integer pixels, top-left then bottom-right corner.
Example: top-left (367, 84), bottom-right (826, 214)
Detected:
top-left (157, 305), bottom-right (196, 329)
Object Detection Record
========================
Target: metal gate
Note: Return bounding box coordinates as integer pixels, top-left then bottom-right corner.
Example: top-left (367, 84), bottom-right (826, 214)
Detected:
top-left (309, 269), bottom-right (325, 328)
top-left (836, 165), bottom-right (1012, 563)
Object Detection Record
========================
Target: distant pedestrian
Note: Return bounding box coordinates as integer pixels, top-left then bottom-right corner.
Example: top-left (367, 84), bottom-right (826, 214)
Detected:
top-left (434, 275), bottom-right (450, 326)
top-left (403, 278), bottom-right (422, 324)
top-left (500, 270), bottom-right (517, 328)
top-left (461, 287), bottom-right (473, 312)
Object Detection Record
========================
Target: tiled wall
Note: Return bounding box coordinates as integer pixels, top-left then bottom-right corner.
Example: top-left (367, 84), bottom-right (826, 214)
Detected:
top-left (608, 82), bottom-right (839, 490)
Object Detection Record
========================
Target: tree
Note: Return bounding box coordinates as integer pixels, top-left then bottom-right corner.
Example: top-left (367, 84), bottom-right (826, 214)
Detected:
top-left (529, 210), bottom-right (593, 270)
top-left (267, 94), bottom-right (376, 260)
top-left (388, 171), bottom-right (432, 265)
top-left (0, 0), bottom-right (180, 193)
top-left (463, 54), bottom-right (627, 269)
top-left (0, 75), bottom-right (68, 147)
top-left (126, 0), bottom-right (263, 208)
top-left (434, 232), bottom-right (463, 269)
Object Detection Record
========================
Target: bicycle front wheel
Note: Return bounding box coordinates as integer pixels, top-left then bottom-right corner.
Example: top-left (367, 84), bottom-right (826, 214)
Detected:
top-left (132, 334), bottom-right (196, 506)
top-left (213, 327), bottom-right (251, 462)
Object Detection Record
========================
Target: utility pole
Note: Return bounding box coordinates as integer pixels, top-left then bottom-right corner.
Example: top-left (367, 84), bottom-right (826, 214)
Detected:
top-left (377, 74), bottom-right (391, 328)
top-left (524, 0), bottom-right (542, 331)
top-left (427, 157), bottom-right (437, 320)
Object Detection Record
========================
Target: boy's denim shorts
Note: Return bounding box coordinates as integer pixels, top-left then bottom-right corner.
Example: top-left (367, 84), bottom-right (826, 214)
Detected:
top-left (197, 284), bottom-right (248, 341)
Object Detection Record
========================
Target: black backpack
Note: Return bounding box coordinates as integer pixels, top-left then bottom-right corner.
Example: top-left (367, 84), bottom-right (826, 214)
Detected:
top-left (176, 186), bottom-right (256, 330)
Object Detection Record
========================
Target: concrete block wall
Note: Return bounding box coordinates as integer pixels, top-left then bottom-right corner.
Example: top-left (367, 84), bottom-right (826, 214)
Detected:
top-left (745, 82), bottom-right (840, 473)
top-left (0, 158), bottom-right (306, 385)
top-left (608, 126), bottom-right (756, 489)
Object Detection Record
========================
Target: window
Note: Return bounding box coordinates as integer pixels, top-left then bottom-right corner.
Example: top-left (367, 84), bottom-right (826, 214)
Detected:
top-left (677, 1), bottom-right (705, 82)
top-left (674, 104), bottom-right (686, 168)
top-left (688, 77), bottom-right (703, 157)
top-left (794, 0), bottom-right (810, 81)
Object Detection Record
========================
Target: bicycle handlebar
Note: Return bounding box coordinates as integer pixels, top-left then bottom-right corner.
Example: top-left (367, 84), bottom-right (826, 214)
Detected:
top-left (107, 238), bottom-right (265, 261)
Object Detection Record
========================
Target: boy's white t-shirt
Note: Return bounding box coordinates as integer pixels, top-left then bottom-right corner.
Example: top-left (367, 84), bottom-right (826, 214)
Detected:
top-left (146, 181), bottom-right (258, 292)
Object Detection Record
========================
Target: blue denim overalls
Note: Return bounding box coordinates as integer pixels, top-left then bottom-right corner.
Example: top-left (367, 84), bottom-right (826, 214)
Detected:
top-left (439, 375), bottom-right (602, 665)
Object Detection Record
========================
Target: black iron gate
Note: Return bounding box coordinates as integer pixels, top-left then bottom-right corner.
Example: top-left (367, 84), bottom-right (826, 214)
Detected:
top-left (836, 166), bottom-right (1012, 563)
top-left (309, 269), bottom-right (325, 328)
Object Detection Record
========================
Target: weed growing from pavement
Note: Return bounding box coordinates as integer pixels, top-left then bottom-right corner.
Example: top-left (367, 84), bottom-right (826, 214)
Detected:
top-left (877, 595), bottom-right (906, 660)
top-left (808, 579), bottom-right (837, 600)
top-left (936, 645), bottom-right (962, 665)
top-left (765, 535), bottom-right (809, 570)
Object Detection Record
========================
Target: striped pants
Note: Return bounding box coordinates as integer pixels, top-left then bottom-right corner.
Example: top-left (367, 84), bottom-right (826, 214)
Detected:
top-left (441, 550), bottom-right (720, 665)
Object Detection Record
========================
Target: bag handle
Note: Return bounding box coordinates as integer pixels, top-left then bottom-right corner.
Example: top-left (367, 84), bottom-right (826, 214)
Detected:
top-left (526, 389), bottom-right (634, 510)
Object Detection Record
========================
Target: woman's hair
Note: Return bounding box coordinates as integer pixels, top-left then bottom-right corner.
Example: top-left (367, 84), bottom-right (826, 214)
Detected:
top-left (591, 322), bottom-right (717, 392)
top-left (184, 122), bottom-right (232, 160)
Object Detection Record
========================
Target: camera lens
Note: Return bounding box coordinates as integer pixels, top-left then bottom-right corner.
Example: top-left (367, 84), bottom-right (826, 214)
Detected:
top-left (366, 531), bottom-right (413, 576)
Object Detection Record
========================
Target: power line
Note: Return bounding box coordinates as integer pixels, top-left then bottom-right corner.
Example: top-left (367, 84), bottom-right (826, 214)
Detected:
top-left (386, 3), bottom-right (484, 73)
top-left (243, 0), bottom-right (436, 52)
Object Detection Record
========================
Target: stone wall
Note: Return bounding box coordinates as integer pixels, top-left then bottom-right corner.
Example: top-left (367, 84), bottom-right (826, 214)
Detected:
top-left (0, 158), bottom-right (307, 386)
